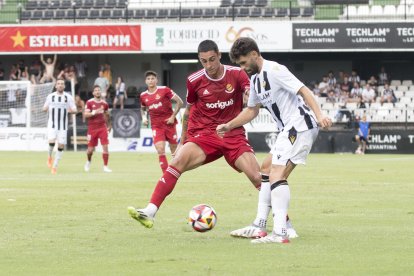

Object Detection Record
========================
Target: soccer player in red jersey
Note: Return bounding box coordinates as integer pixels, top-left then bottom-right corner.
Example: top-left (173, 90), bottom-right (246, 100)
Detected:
top-left (84, 85), bottom-right (112, 173)
top-left (128, 40), bottom-right (263, 229)
top-left (140, 71), bottom-right (184, 173)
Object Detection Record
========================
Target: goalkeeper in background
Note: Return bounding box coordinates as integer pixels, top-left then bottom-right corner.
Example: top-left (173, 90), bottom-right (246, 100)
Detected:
top-left (43, 78), bottom-right (76, 174)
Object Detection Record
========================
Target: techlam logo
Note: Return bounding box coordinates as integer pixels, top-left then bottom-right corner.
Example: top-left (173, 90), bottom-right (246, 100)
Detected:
top-left (205, 99), bottom-right (234, 109)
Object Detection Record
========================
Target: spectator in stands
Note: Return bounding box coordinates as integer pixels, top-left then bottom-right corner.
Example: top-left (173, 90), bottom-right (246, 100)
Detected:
top-left (9, 64), bottom-right (21, 80)
top-left (312, 82), bottom-right (321, 96)
top-left (29, 59), bottom-right (42, 84)
top-left (354, 115), bottom-right (370, 154)
top-left (75, 56), bottom-right (88, 91)
top-left (337, 70), bottom-right (346, 84)
top-left (378, 66), bottom-right (388, 85)
top-left (102, 63), bottom-right (113, 98)
top-left (94, 70), bottom-right (109, 99)
top-left (367, 75), bottom-right (378, 89)
top-left (318, 75), bottom-right (329, 97)
top-left (40, 54), bottom-right (57, 83)
top-left (349, 82), bottom-right (362, 101)
top-left (113, 76), bottom-right (127, 110)
top-left (340, 76), bottom-right (352, 93)
top-left (20, 67), bottom-right (29, 81)
top-left (348, 69), bottom-right (360, 84)
top-left (356, 95), bottom-right (366, 109)
top-left (380, 82), bottom-right (397, 104)
top-left (362, 84), bottom-right (376, 104)
top-left (75, 94), bottom-right (86, 123)
top-left (326, 90), bottom-right (337, 104)
top-left (327, 70), bottom-right (337, 87)
top-left (18, 59), bottom-right (26, 73)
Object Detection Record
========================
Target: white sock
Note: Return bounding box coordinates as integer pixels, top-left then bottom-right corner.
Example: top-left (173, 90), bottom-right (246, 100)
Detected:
top-left (271, 180), bottom-right (290, 236)
top-left (253, 174), bottom-right (271, 229)
top-left (53, 150), bottom-right (63, 168)
top-left (48, 145), bottom-right (54, 157)
top-left (144, 203), bottom-right (158, 218)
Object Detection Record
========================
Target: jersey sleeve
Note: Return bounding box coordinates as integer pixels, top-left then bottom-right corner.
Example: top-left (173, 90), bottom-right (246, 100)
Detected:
top-left (43, 94), bottom-right (51, 109)
top-left (140, 94), bottom-right (146, 107)
top-left (186, 78), bottom-right (196, 105)
top-left (247, 75), bottom-right (261, 107)
top-left (85, 100), bottom-right (92, 111)
top-left (273, 65), bottom-right (304, 95)
top-left (239, 69), bottom-right (250, 93)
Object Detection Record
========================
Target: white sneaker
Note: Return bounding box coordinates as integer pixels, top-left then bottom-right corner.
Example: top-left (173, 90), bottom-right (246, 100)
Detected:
top-left (287, 227), bottom-right (299, 239)
top-left (251, 233), bottom-right (290, 244)
top-left (84, 161), bottom-right (90, 172)
top-left (103, 166), bottom-right (112, 173)
top-left (230, 225), bottom-right (267, 239)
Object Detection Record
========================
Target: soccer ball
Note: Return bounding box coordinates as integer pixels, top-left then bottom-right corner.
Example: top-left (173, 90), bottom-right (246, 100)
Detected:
top-left (188, 204), bottom-right (217, 232)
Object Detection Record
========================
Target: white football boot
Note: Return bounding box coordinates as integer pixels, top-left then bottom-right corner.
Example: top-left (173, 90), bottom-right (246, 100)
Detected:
top-left (251, 232), bottom-right (290, 244)
top-left (103, 166), bottom-right (112, 173)
top-left (230, 225), bottom-right (268, 239)
top-left (84, 161), bottom-right (91, 172)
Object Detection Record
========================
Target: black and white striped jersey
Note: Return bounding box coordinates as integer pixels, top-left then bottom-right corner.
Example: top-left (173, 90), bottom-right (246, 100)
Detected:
top-left (43, 92), bottom-right (76, 130)
top-left (247, 59), bottom-right (318, 132)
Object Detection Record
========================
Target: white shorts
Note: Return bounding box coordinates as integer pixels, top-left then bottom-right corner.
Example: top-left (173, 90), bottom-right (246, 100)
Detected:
top-left (271, 127), bottom-right (318, 166)
top-left (47, 128), bottom-right (67, 145)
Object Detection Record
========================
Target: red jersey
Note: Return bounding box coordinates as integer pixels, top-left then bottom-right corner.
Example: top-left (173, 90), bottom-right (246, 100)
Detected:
top-left (140, 86), bottom-right (176, 128)
top-left (85, 99), bottom-right (109, 131)
top-left (186, 65), bottom-right (249, 136)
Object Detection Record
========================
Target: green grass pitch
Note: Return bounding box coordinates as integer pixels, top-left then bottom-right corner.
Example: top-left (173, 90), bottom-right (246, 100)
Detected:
top-left (1, 152), bottom-right (413, 275)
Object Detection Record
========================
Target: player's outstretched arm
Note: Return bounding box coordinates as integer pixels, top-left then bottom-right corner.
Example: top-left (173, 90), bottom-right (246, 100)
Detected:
top-left (216, 105), bottom-right (260, 137)
top-left (298, 86), bottom-right (332, 129)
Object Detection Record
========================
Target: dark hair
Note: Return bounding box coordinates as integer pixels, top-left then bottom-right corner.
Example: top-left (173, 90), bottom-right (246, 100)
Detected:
top-left (229, 37), bottom-right (260, 63)
top-left (145, 70), bottom-right (157, 78)
top-left (197, 40), bottom-right (219, 54)
top-left (93, 85), bottom-right (101, 91)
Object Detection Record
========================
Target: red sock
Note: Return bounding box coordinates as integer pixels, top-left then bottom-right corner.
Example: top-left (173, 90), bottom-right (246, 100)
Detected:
top-left (159, 154), bottom-right (168, 173)
top-left (150, 165), bottom-right (181, 208)
top-left (102, 153), bottom-right (109, 166)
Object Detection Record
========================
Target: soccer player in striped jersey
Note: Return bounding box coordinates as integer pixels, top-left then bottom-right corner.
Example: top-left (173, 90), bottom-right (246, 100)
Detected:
top-left (84, 85), bottom-right (112, 173)
top-left (140, 71), bottom-right (183, 173)
top-left (128, 40), bottom-right (264, 229)
top-left (217, 37), bottom-right (332, 244)
top-left (43, 78), bottom-right (76, 174)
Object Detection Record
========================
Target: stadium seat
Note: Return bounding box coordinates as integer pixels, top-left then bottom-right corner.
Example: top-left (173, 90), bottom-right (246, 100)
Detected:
top-left (192, 8), bottom-right (203, 18)
top-left (243, 0), bottom-right (255, 7)
top-left (25, 1), bottom-right (38, 10)
top-left (21, 11), bottom-right (31, 20)
top-left (44, 10), bottom-right (54, 19)
top-left (100, 9), bottom-right (111, 19)
top-left (383, 5), bottom-right (396, 16)
top-left (61, 0), bottom-right (72, 9)
top-left (215, 8), bottom-right (228, 17)
top-left (84, 0), bottom-right (94, 9)
top-left (391, 80), bottom-right (401, 86)
top-left (276, 8), bottom-right (288, 17)
top-left (221, 0), bottom-right (232, 7)
top-left (402, 80), bottom-right (413, 86)
top-left (49, 0), bottom-right (60, 9)
top-left (112, 9), bottom-right (123, 19)
top-left (344, 5), bottom-right (357, 17)
top-left (381, 103), bottom-right (394, 110)
top-left (255, 0), bottom-right (267, 7)
top-left (169, 9), bottom-right (180, 18)
top-left (409, 5), bottom-right (414, 16)
top-left (250, 7), bottom-right (262, 17)
top-left (203, 8), bottom-right (215, 18)
top-left (396, 5), bottom-right (406, 17)
top-left (181, 9), bottom-right (192, 18)
top-left (394, 90), bottom-right (405, 98)
top-left (95, 0), bottom-right (106, 9)
top-left (146, 9), bottom-right (157, 18)
top-left (400, 97), bottom-right (412, 104)
top-left (290, 7), bottom-right (301, 17)
top-left (302, 7), bottom-right (314, 17)
top-left (157, 9), bottom-right (169, 18)
top-left (357, 5), bottom-right (370, 17)
top-left (134, 9), bottom-right (146, 19)
top-left (263, 7), bottom-right (275, 17)
top-left (67, 9), bottom-right (75, 18)
top-left (237, 7), bottom-right (250, 17)
top-left (126, 9), bottom-right (134, 18)
top-left (31, 10), bottom-right (43, 20)
top-left (397, 85), bottom-right (408, 92)
top-left (106, 0), bottom-right (117, 8)
top-left (77, 9), bottom-right (88, 19)
top-left (116, 0), bottom-right (127, 8)
top-left (74, 0), bottom-right (83, 8)
top-left (233, 0), bottom-right (243, 7)
top-left (55, 10), bottom-right (66, 19)
top-left (38, 1), bottom-right (48, 9)
top-left (90, 9), bottom-right (100, 19)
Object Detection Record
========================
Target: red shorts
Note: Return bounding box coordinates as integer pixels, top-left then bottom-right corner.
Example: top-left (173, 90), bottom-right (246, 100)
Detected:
top-left (87, 127), bottom-right (109, 147)
top-left (152, 125), bottom-right (178, 145)
top-left (185, 131), bottom-right (254, 172)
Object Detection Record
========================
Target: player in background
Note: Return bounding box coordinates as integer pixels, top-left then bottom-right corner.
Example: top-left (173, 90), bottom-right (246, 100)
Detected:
top-left (354, 115), bottom-right (370, 154)
top-left (140, 71), bottom-right (184, 173)
top-left (217, 37), bottom-right (332, 244)
top-left (84, 85), bottom-right (112, 173)
top-left (43, 78), bottom-right (76, 174)
top-left (128, 40), bottom-right (265, 229)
